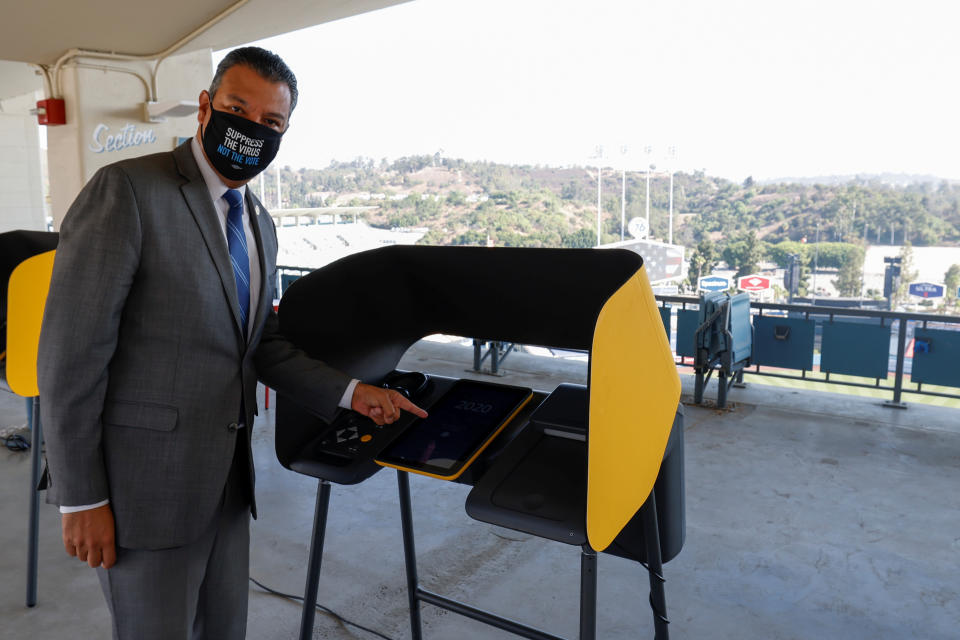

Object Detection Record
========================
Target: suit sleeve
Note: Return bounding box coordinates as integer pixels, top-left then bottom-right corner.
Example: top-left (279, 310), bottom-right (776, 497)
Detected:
top-left (253, 311), bottom-right (352, 422)
top-left (251, 223), bottom-right (352, 423)
top-left (38, 164), bottom-right (142, 507)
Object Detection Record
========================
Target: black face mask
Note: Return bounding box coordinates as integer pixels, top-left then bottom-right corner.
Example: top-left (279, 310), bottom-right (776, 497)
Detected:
top-left (201, 105), bottom-right (283, 182)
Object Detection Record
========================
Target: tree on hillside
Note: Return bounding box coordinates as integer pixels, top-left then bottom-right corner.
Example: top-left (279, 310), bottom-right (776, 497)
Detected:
top-left (451, 229), bottom-right (487, 246)
top-left (945, 264), bottom-right (960, 306)
top-left (561, 180), bottom-right (583, 201)
top-left (415, 195), bottom-right (440, 220)
top-left (893, 242), bottom-right (919, 307)
top-left (562, 228), bottom-right (595, 248)
top-left (832, 245), bottom-right (865, 297)
top-left (687, 237), bottom-right (719, 289)
top-left (722, 231), bottom-right (764, 279)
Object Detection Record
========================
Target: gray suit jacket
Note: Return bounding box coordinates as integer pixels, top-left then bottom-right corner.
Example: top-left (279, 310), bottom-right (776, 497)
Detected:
top-left (38, 141), bottom-right (351, 549)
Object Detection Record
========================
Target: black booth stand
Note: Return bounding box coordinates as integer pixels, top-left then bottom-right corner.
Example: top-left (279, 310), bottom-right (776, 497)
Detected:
top-left (276, 245), bottom-right (684, 639)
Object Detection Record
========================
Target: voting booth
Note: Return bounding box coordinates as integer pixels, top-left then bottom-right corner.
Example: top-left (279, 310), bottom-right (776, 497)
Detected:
top-left (0, 230), bottom-right (58, 608)
top-left (1, 231), bottom-right (58, 369)
top-left (276, 245), bottom-right (684, 639)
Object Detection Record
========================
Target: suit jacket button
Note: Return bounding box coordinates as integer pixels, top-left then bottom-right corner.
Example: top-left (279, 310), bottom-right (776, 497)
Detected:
top-left (227, 422), bottom-right (239, 433)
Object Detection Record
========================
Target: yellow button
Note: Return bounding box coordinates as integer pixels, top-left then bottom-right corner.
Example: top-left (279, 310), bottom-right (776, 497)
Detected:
top-left (360, 434), bottom-right (373, 443)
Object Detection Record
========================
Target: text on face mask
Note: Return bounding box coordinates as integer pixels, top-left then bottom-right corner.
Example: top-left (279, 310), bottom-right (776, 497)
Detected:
top-left (224, 127), bottom-right (264, 152)
top-left (218, 127), bottom-right (265, 166)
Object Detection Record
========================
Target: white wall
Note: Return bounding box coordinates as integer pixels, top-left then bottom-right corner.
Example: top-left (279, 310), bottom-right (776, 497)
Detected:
top-left (0, 91), bottom-right (46, 232)
top-left (47, 48), bottom-right (213, 228)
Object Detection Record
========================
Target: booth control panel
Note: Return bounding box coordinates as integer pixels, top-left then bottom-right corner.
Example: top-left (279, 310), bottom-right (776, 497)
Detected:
top-left (300, 373), bottom-right (534, 482)
top-left (305, 370), bottom-right (433, 462)
top-left (375, 379), bottom-right (533, 480)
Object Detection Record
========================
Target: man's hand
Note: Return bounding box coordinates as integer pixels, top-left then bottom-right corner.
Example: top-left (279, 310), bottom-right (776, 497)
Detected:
top-left (351, 383), bottom-right (428, 425)
top-left (62, 503), bottom-right (117, 569)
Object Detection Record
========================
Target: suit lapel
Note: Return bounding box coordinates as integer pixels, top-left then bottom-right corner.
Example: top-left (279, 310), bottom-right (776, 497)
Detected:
top-left (173, 143), bottom-right (246, 342)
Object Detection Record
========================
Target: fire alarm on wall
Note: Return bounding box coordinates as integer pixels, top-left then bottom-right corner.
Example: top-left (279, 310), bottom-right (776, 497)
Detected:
top-left (35, 98), bottom-right (66, 126)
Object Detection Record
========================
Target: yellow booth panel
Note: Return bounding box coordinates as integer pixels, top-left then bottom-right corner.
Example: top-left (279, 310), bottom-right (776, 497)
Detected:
top-left (587, 266), bottom-right (680, 551)
top-left (7, 250), bottom-right (56, 397)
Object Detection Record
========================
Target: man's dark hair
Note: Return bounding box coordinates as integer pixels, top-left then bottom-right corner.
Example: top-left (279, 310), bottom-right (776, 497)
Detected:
top-left (209, 46), bottom-right (298, 115)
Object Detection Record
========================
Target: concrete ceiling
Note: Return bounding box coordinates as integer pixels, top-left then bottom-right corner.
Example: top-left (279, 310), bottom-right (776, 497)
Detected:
top-left (0, 0), bottom-right (411, 66)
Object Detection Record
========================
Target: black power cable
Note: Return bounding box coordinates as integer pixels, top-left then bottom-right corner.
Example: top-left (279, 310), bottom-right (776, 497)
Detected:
top-left (249, 576), bottom-right (396, 640)
top-left (638, 561), bottom-right (670, 625)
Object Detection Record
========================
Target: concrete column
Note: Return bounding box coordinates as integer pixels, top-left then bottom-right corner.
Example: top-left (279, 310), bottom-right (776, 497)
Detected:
top-left (47, 48), bottom-right (213, 229)
top-left (0, 91), bottom-right (46, 232)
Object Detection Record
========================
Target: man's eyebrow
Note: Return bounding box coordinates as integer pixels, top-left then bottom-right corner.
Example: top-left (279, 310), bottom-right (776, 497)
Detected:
top-left (224, 93), bottom-right (248, 106)
top-left (223, 93), bottom-right (285, 122)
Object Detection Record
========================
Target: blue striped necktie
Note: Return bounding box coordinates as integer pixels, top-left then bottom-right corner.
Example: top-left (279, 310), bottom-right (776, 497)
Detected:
top-left (222, 189), bottom-right (250, 334)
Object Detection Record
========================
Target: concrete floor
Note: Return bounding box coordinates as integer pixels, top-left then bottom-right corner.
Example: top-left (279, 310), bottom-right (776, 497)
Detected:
top-left (1, 340), bottom-right (958, 639)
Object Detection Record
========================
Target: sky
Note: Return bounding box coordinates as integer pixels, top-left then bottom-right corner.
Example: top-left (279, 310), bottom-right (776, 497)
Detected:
top-left (228, 0), bottom-right (960, 182)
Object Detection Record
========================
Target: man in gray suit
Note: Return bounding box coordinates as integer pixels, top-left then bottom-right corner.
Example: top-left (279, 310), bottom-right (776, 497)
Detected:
top-left (38, 47), bottom-right (425, 640)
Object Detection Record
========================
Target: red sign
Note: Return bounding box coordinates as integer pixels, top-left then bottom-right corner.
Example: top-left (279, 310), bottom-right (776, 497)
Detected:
top-left (738, 274), bottom-right (771, 291)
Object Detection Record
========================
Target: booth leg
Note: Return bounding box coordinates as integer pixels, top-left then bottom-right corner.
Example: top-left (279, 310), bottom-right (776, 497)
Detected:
top-left (640, 492), bottom-right (669, 640)
top-left (579, 546), bottom-right (597, 640)
top-left (473, 339), bottom-right (483, 372)
top-left (26, 397), bottom-right (41, 608)
top-left (717, 371), bottom-right (728, 409)
top-left (298, 480), bottom-right (332, 640)
top-left (397, 471), bottom-right (423, 640)
top-left (693, 369), bottom-right (705, 404)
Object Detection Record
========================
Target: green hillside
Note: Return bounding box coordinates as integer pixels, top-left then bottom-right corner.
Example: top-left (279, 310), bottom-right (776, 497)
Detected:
top-left (270, 155), bottom-right (960, 251)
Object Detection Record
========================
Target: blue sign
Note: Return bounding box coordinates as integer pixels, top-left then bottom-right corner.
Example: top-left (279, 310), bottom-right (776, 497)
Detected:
top-left (699, 275), bottom-right (730, 292)
top-left (908, 282), bottom-right (945, 298)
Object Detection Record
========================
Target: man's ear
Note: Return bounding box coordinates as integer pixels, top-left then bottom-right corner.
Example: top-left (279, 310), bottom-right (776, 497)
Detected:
top-left (197, 90), bottom-right (211, 126)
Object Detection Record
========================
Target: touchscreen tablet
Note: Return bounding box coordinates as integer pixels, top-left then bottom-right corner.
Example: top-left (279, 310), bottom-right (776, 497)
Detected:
top-left (375, 379), bottom-right (533, 480)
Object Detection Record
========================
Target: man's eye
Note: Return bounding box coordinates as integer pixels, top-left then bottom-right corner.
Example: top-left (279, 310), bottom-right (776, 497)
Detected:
top-left (230, 105), bottom-right (243, 113)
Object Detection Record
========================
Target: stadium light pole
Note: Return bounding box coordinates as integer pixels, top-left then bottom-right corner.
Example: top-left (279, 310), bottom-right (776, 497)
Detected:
top-left (812, 220), bottom-right (820, 303)
top-left (668, 171), bottom-right (674, 244)
top-left (597, 165), bottom-right (602, 247)
top-left (592, 145), bottom-right (604, 247)
top-left (620, 145), bottom-right (628, 242)
top-left (645, 164), bottom-right (656, 241)
top-left (644, 146), bottom-right (652, 240)
top-left (860, 221), bottom-right (869, 306)
top-left (666, 146), bottom-right (677, 245)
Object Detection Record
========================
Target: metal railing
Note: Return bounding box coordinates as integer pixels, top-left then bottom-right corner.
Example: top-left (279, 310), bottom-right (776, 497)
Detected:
top-left (276, 266), bottom-right (959, 408)
top-left (657, 295), bottom-right (960, 407)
